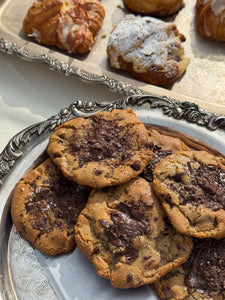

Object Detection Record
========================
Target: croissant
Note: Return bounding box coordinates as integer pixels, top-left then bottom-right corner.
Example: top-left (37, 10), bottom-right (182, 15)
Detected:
top-left (23, 0), bottom-right (105, 54)
top-left (196, 0), bottom-right (225, 41)
top-left (123, 0), bottom-right (184, 17)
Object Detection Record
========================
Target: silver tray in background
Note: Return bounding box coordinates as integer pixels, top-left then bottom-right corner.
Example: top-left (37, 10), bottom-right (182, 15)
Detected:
top-left (0, 0), bottom-right (225, 111)
top-left (0, 95), bottom-right (225, 300)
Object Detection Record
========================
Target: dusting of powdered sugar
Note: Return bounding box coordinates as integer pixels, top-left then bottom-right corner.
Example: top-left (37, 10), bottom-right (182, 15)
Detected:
top-left (107, 15), bottom-right (183, 73)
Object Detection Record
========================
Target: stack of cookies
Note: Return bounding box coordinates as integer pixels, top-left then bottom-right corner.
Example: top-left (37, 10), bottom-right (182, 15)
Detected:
top-left (11, 109), bottom-right (225, 299)
top-left (152, 150), bottom-right (225, 299)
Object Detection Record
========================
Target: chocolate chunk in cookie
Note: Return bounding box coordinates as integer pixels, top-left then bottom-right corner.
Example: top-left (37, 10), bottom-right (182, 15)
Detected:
top-left (11, 158), bottom-right (90, 255)
top-left (154, 238), bottom-right (225, 300)
top-left (142, 129), bottom-right (190, 182)
top-left (153, 150), bottom-right (225, 238)
top-left (47, 109), bottom-right (154, 188)
top-left (75, 177), bottom-right (193, 288)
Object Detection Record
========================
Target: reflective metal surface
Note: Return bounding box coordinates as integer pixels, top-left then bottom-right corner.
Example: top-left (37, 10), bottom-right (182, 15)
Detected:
top-left (0, 0), bottom-right (225, 107)
top-left (0, 95), bottom-right (225, 299)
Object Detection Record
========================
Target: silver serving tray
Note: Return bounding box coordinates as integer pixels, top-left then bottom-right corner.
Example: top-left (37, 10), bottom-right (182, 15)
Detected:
top-left (0, 0), bottom-right (225, 110)
top-left (0, 95), bottom-right (225, 300)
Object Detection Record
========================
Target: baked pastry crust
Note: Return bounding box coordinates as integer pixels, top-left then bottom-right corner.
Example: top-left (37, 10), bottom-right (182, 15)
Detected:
top-left (75, 177), bottom-right (193, 288)
top-left (123, 0), bottom-right (184, 17)
top-left (107, 15), bottom-right (190, 87)
top-left (23, 0), bottom-right (105, 54)
top-left (196, 0), bottom-right (225, 41)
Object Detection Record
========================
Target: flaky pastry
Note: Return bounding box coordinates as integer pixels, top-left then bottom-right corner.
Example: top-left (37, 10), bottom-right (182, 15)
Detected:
top-left (123, 0), bottom-right (184, 17)
top-left (107, 15), bottom-right (190, 87)
top-left (196, 0), bottom-right (225, 41)
top-left (23, 0), bottom-right (105, 54)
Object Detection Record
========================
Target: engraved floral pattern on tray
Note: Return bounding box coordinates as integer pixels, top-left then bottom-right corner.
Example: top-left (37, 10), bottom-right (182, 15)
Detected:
top-left (9, 227), bottom-right (57, 300)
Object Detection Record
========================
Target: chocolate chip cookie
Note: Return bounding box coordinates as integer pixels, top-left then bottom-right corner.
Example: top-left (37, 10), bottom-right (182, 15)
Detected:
top-left (47, 109), bottom-right (154, 188)
top-left (154, 238), bottom-right (225, 300)
top-left (75, 177), bottom-right (193, 288)
top-left (11, 158), bottom-right (90, 255)
top-left (153, 151), bottom-right (225, 238)
top-left (142, 129), bottom-right (190, 182)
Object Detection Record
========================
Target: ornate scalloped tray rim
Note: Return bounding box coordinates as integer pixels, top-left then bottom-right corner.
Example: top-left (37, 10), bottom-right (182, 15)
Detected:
top-left (1, 35), bottom-right (225, 115)
top-left (0, 95), bottom-right (225, 185)
top-left (1, 0), bottom-right (225, 111)
top-left (0, 95), bottom-right (225, 299)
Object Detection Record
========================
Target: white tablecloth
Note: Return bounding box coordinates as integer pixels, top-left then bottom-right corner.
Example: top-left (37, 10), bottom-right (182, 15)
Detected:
top-left (0, 51), bottom-right (120, 152)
